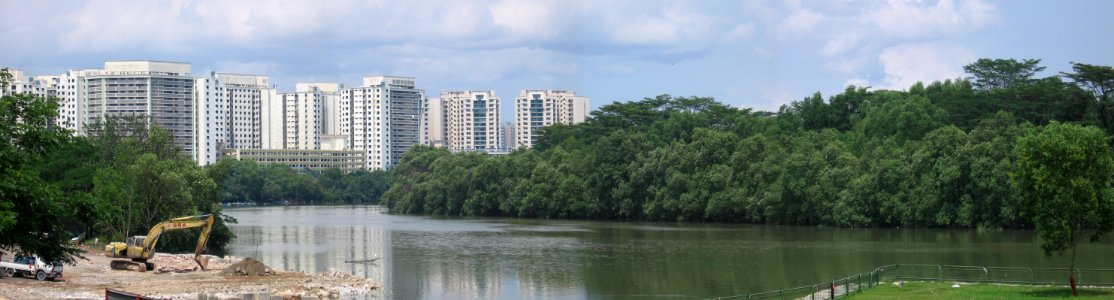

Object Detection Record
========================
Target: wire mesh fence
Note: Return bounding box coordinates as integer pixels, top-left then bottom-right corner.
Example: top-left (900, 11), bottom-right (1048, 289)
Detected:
top-left (710, 264), bottom-right (1114, 300)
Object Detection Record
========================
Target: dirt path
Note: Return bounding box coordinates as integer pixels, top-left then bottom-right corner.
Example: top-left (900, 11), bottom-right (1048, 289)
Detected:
top-left (0, 249), bottom-right (378, 299)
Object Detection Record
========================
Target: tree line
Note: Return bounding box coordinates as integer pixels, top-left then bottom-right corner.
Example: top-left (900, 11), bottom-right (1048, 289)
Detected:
top-left (209, 159), bottom-right (389, 206)
top-left (383, 58), bottom-right (1114, 230)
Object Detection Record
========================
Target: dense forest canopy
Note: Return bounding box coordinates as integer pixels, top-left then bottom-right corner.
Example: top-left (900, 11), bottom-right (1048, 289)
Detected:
top-left (383, 58), bottom-right (1114, 229)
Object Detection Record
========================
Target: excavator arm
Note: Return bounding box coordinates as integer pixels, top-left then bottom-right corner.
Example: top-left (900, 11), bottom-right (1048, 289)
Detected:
top-left (107, 213), bottom-right (217, 271)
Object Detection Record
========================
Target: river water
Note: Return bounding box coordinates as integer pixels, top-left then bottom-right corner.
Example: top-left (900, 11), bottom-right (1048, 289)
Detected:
top-left (225, 205), bottom-right (1114, 299)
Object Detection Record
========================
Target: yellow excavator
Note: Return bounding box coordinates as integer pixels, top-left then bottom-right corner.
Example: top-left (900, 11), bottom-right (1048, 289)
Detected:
top-left (104, 213), bottom-right (215, 272)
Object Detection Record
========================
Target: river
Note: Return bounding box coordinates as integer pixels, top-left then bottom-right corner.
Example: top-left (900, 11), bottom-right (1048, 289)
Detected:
top-left (225, 205), bottom-right (1114, 299)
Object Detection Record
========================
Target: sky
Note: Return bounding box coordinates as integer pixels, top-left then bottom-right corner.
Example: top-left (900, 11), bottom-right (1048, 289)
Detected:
top-left (2, 0), bottom-right (1113, 120)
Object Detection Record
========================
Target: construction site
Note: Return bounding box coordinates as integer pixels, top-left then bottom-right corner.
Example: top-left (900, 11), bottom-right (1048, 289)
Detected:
top-left (0, 248), bottom-right (379, 300)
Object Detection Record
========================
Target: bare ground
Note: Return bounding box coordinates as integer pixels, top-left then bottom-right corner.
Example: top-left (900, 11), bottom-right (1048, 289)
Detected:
top-left (0, 249), bottom-right (378, 300)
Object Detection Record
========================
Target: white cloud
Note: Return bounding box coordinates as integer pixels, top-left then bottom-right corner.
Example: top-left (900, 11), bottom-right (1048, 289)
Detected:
top-left (381, 46), bottom-right (581, 87)
top-left (868, 0), bottom-right (998, 38)
top-left (825, 57), bottom-right (867, 74)
top-left (776, 9), bottom-right (824, 36)
top-left (611, 6), bottom-right (716, 47)
top-left (845, 78), bottom-right (871, 88)
top-left (756, 88), bottom-right (795, 112)
top-left (821, 33), bottom-right (862, 57)
top-left (57, 0), bottom-right (195, 52)
top-left (213, 60), bottom-right (280, 75)
top-left (490, 0), bottom-right (563, 40)
top-left (877, 42), bottom-right (974, 90)
top-left (719, 23), bottom-right (756, 44)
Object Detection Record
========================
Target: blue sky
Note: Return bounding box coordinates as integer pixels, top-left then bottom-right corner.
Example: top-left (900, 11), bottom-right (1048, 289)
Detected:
top-left (2, 0), bottom-right (1112, 120)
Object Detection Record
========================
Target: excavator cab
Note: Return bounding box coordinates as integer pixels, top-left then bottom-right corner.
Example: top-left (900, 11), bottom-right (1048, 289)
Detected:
top-left (127, 236), bottom-right (146, 248)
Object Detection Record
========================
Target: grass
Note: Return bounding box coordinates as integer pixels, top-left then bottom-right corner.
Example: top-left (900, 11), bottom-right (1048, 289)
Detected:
top-left (842, 281), bottom-right (1114, 299)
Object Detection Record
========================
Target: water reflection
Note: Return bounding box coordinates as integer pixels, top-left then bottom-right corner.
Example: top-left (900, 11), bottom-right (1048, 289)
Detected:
top-left (226, 206), bottom-right (1114, 300)
top-left (228, 206), bottom-right (391, 291)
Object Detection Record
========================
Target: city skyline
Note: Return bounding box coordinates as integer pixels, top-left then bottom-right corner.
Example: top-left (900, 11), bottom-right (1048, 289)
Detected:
top-left (3, 60), bottom-right (590, 169)
top-left (4, 0), bottom-right (1112, 121)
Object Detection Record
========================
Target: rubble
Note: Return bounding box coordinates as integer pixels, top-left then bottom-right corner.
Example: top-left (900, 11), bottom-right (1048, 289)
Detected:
top-left (220, 257), bottom-right (275, 276)
top-left (0, 248), bottom-right (379, 300)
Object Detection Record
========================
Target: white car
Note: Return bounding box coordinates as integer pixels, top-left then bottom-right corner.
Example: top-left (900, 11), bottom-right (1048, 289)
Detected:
top-left (0, 254), bottom-right (64, 281)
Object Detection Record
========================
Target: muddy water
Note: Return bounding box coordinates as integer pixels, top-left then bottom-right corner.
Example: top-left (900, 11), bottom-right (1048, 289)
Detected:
top-left (225, 205), bottom-right (1114, 300)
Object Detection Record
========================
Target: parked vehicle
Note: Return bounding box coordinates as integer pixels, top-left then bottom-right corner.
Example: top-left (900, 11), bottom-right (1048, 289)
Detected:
top-left (0, 254), bottom-right (64, 281)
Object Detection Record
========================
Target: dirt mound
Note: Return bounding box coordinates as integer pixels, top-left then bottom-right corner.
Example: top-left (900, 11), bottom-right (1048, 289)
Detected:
top-left (220, 257), bottom-right (275, 276)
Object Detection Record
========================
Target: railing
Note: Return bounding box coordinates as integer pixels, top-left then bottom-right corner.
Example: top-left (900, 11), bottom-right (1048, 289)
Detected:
top-left (710, 264), bottom-right (1114, 300)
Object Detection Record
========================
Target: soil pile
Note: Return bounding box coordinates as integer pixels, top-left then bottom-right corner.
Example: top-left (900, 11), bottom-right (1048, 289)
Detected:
top-left (220, 258), bottom-right (275, 276)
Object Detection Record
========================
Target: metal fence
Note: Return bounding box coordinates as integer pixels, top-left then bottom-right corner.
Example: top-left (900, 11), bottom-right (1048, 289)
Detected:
top-left (711, 264), bottom-right (1114, 300)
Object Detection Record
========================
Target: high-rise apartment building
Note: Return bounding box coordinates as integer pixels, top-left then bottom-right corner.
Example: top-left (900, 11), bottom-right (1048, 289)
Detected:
top-left (426, 90), bottom-right (501, 152)
top-left (421, 97), bottom-right (446, 147)
top-left (282, 85), bottom-right (326, 150)
top-left (83, 61), bottom-right (199, 158)
top-left (502, 121), bottom-right (515, 152)
top-left (340, 76), bottom-right (424, 170)
top-left (194, 75), bottom-right (225, 165)
top-left (54, 69), bottom-right (100, 133)
top-left (9, 61), bottom-right (434, 170)
top-left (214, 73), bottom-right (275, 149)
top-left (514, 90), bottom-right (589, 149)
top-left (1, 69), bottom-right (50, 98)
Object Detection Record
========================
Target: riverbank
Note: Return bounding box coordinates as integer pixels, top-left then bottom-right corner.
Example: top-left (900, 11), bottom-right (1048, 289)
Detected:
top-left (0, 248), bottom-right (378, 300)
top-left (843, 281), bottom-right (1114, 299)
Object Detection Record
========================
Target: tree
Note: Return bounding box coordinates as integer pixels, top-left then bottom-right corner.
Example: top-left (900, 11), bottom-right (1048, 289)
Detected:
top-left (963, 58), bottom-right (1046, 91)
top-left (1061, 62), bottom-right (1114, 132)
top-left (0, 68), bottom-right (81, 264)
top-left (1013, 122), bottom-right (1114, 296)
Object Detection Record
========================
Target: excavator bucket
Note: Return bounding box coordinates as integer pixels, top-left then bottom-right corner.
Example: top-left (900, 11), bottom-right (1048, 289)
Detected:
top-left (194, 255), bottom-right (209, 271)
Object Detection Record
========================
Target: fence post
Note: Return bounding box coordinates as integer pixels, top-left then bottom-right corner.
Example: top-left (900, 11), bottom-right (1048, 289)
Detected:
top-left (1029, 267), bottom-right (1034, 284)
top-left (938, 265), bottom-right (943, 282)
top-left (831, 282), bottom-right (836, 299)
top-left (983, 267), bottom-right (988, 282)
top-left (845, 278), bottom-right (849, 296)
top-left (778, 289), bottom-right (782, 300)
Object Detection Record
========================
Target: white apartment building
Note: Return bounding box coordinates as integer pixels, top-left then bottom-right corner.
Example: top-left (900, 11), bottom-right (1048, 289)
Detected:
top-left (261, 88), bottom-right (284, 150)
top-left (282, 86), bottom-right (325, 150)
top-left (54, 69), bottom-right (101, 133)
top-left (82, 61), bottom-right (199, 158)
top-left (214, 73), bottom-right (276, 150)
top-left (420, 97), bottom-right (444, 147)
top-left (502, 121), bottom-right (515, 152)
top-left (296, 83), bottom-right (343, 136)
top-left (194, 75), bottom-right (225, 165)
top-left (9, 62), bottom-right (435, 170)
top-left (514, 90), bottom-right (589, 149)
top-left (427, 90), bottom-right (501, 152)
top-left (340, 76), bottom-right (424, 170)
top-left (1, 69), bottom-right (49, 98)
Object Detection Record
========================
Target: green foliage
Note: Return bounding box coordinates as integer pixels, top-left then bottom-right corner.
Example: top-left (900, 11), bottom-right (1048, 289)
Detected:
top-left (0, 68), bottom-right (82, 263)
top-left (80, 117), bottom-right (235, 255)
top-left (845, 281), bottom-right (1114, 300)
top-left (211, 159), bottom-right (389, 206)
top-left (964, 58), bottom-right (1046, 90)
top-left (1012, 122), bottom-right (1114, 289)
top-left (1062, 62), bottom-right (1114, 132)
top-left (383, 59), bottom-right (1114, 230)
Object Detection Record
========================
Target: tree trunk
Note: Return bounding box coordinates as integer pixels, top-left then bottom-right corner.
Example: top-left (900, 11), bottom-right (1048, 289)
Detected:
top-left (1070, 229), bottom-right (1079, 296)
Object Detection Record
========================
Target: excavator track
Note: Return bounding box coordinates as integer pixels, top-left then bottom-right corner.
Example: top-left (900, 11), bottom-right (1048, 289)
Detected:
top-left (110, 260), bottom-right (153, 272)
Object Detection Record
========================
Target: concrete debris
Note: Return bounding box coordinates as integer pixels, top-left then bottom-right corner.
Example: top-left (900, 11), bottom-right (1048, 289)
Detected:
top-left (221, 258), bottom-right (276, 276)
top-left (0, 248), bottom-right (379, 300)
